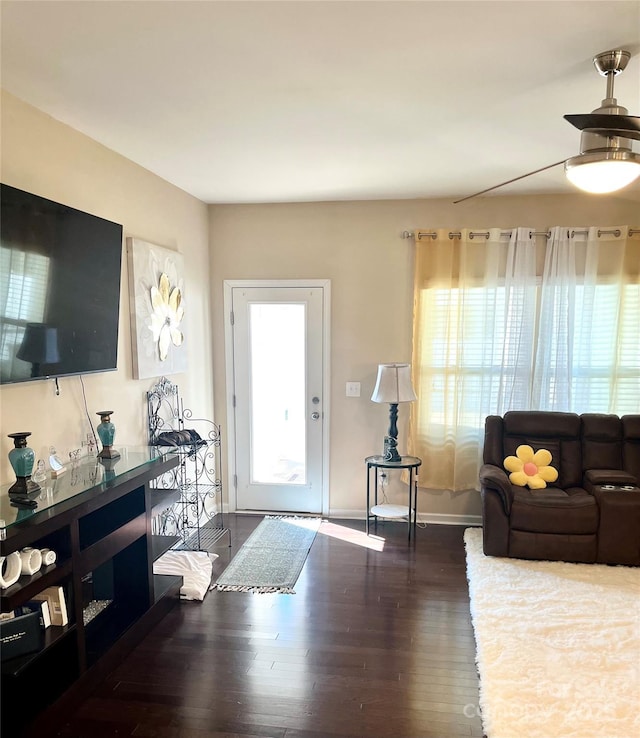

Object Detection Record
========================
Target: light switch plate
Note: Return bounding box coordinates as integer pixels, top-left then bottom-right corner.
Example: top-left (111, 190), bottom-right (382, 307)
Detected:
top-left (346, 381), bottom-right (361, 397)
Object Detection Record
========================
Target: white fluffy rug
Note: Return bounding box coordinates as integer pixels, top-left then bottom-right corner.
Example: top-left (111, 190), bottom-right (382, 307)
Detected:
top-left (464, 527), bottom-right (640, 738)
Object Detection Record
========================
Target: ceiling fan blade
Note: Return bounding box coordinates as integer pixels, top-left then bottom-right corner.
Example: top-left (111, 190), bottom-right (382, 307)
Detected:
top-left (453, 160), bottom-right (567, 204)
top-left (564, 114), bottom-right (640, 140)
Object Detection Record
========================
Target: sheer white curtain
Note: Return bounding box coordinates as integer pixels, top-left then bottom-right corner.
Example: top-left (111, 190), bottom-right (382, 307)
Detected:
top-left (410, 225), bottom-right (640, 492)
top-left (410, 227), bottom-right (539, 491)
top-left (534, 226), bottom-right (639, 412)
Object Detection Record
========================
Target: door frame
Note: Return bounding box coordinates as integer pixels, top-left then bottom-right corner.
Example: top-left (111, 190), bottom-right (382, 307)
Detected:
top-left (223, 279), bottom-right (331, 516)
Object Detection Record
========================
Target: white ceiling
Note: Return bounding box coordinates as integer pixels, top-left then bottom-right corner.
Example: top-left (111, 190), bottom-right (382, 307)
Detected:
top-left (1, 1), bottom-right (639, 204)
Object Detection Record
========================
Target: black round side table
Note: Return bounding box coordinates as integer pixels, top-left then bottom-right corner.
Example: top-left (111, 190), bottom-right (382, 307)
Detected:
top-left (365, 455), bottom-right (422, 541)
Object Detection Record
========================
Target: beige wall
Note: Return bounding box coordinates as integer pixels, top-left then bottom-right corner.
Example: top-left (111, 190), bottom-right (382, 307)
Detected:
top-left (2, 89), bottom-right (637, 521)
top-left (0, 91), bottom-right (213, 483)
top-left (209, 195), bottom-right (639, 521)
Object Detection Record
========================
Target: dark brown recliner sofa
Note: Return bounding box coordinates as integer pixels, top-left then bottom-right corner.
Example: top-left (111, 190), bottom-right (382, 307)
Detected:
top-left (480, 411), bottom-right (640, 566)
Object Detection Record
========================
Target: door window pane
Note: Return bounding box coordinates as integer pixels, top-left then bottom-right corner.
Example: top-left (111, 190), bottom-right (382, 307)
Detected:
top-left (249, 303), bottom-right (306, 485)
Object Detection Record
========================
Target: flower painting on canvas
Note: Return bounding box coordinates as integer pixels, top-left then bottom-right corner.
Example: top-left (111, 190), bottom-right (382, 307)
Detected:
top-left (127, 238), bottom-right (187, 379)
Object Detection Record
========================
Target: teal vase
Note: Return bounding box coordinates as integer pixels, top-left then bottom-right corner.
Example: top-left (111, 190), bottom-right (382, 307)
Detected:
top-left (7, 432), bottom-right (41, 496)
top-left (96, 411), bottom-right (120, 460)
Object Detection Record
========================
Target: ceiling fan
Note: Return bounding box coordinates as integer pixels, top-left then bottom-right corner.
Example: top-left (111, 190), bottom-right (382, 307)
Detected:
top-left (454, 49), bottom-right (640, 203)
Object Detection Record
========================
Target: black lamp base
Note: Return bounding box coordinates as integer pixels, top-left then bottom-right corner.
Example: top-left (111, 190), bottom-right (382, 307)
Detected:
top-left (383, 436), bottom-right (401, 463)
top-left (382, 403), bottom-right (402, 462)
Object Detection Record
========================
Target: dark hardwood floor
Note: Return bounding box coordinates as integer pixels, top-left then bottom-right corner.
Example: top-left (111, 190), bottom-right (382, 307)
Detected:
top-left (55, 516), bottom-right (483, 738)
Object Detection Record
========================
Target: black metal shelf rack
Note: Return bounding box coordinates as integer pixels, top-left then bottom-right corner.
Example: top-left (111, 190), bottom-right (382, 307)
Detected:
top-left (147, 377), bottom-right (230, 551)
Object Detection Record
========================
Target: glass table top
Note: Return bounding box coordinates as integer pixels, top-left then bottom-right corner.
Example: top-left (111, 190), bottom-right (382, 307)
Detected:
top-left (365, 455), bottom-right (422, 468)
top-left (0, 446), bottom-right (173, 532)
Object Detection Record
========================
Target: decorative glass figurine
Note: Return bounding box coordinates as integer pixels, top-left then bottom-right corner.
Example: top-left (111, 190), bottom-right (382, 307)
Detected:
top-left (7, 432), bottom-right (41, 496)
top-left (33, 459), bottom-right (47, 484)
top-left (49, 446), bottom-right (66, 478)
top-left (96, 411), bottom-right (121, 459)
top-left (85, 432), bottom-right (97, 457)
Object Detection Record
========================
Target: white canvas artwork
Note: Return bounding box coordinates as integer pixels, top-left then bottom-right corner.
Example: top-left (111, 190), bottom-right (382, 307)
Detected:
top-left (127, 237), bottom-right (187, 379)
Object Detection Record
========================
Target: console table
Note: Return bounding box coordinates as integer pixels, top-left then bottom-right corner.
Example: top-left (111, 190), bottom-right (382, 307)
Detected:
top-left (365, 455), bottom-right (422, 541)
top-left (0, 448), bottom-right (181, 737)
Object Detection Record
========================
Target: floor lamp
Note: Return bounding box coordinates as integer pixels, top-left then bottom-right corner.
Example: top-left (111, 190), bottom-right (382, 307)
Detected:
top-left (371, 363), bottom-right (416, 462)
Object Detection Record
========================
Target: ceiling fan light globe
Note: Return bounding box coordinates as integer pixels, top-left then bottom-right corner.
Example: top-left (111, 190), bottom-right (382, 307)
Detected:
top-left (565, 152), bottom-right (640, 193)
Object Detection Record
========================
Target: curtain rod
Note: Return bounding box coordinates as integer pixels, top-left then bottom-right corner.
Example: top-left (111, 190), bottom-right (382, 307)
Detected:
top-left (401, 230), bottom-right (548, 240)
top-left (402, 228), bottom-right (639, 241)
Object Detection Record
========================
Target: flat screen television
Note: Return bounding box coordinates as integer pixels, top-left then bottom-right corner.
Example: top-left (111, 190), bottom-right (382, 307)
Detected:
top-left (0, 184), bottom-right (123, 385)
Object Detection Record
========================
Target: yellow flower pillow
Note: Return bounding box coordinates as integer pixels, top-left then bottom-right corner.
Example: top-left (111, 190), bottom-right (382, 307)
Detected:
top-left (504, 445), bottom-right (558, 489)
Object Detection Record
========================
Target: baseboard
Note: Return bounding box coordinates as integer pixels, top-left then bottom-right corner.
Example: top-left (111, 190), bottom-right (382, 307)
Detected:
top-left (417, 512), bottom-right (482, 527)
top-left (327, 509), bottom-right (362, 520)
top-left (224, 506), bottom-right (483, 528)
top-left (329, 509), bottom-right (482, 527)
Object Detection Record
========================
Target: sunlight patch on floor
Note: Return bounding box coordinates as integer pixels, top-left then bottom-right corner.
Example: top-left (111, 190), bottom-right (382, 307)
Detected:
top-left (317, 520), bottom-right (385, 551)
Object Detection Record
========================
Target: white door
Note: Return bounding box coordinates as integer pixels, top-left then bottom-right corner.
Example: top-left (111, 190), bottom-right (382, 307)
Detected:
top-left (228, 284), bottom-right (327, 513)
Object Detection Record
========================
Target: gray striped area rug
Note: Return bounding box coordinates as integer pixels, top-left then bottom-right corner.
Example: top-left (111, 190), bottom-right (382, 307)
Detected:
top-left (212, 515), bottom-right (321, 594)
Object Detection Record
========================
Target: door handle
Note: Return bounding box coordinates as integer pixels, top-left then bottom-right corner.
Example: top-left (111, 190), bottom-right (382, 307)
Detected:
top-left (311, 412), bottom-right (320, 420)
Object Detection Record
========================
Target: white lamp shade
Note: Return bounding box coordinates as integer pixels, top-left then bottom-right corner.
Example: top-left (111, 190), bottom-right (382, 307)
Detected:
top-left (565, 151), bottom-right (640, 194)
top-left (371, 363), bottom-right (417, 404)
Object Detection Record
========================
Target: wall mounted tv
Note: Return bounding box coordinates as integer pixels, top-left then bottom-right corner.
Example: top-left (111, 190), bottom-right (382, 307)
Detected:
top-left (0, 184), bottom-right (123, 385)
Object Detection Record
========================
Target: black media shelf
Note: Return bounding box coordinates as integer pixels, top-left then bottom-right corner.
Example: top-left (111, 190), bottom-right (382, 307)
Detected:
top-left (0, 560), bottom-right (73, 613)
top-left (153, 573), bottom-right (183, 604)
top-left (0, 448), bottom-right (182, 738)
top-left (151, 534), bottom-right (181, 561)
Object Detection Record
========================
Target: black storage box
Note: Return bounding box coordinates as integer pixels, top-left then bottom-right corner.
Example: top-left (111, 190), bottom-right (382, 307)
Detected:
top-left (0, 611), bottom-right (43, 661)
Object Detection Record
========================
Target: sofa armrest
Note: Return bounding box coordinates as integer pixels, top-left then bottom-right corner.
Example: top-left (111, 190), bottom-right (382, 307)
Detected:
top-left (584, 468), bottom-right (638, 493)
top-left (479, 463), bottom-right (514, 514)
